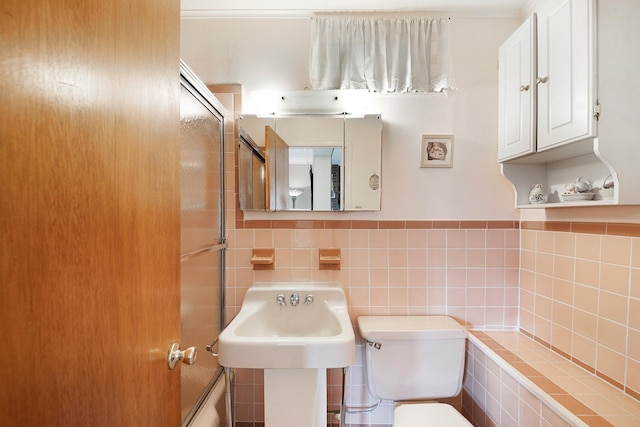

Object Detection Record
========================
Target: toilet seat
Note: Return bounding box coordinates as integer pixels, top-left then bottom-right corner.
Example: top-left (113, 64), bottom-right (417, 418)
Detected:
top-left (393, 403), bottom-right (473, 427)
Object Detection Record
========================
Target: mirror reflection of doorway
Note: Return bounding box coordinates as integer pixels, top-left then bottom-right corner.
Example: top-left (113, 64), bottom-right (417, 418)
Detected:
top-left (288, 147), bottom-right (341, 210)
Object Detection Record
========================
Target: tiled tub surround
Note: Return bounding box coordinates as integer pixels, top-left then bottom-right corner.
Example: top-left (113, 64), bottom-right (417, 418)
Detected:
top-left (226, 221), bottom-right (520, 425)
top-left (519, 222), bottom-right (640, 401)
top-left (464, 330), bottom-right (640, 426)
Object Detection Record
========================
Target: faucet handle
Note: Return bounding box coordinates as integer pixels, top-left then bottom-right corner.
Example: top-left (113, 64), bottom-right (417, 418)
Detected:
top-left (276, 294), bottom-right (287, 307)
top-left (303, 294), bottom-right (314, 305)
top-left (290, 293), bottom-right (300, 306)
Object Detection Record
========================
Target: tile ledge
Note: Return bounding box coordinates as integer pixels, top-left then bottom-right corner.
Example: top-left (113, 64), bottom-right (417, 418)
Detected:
top-left (469, 329), bottom-right (640, 426)
top-left (468, 330), bottom-right (590, 427)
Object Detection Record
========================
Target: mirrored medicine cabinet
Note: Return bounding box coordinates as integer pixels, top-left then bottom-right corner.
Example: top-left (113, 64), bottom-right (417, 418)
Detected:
top-left (238, 113), bottom-right (382, 212)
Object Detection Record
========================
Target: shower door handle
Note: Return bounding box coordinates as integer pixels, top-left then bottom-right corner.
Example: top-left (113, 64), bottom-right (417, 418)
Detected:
top-left (167, 342), bottom-right (197, 369)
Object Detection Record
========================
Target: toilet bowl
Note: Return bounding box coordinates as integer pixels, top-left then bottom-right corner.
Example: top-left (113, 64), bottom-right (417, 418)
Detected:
top-left (394, 402), bottom-right (472, 426)
top-left (357, 316), bottom-right (471, 427)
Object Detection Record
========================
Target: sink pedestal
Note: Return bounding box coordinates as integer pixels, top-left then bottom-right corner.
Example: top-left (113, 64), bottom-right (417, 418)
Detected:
top-left (218, 282), bottom-right (356, 426)
top-left (264, 368), bottom-right (327, 427)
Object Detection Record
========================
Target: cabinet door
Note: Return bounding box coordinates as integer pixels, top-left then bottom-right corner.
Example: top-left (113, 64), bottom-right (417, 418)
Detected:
top-left (498, 15), bottom-right (536, 161)
top-left (344, 115), bottom-right (382, 210)
top-left (537, 0), bottom-right (596, 150)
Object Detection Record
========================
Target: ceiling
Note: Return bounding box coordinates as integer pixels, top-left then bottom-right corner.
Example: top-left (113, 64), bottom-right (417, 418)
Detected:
top-left (181, 0), bottom-right (534, 17)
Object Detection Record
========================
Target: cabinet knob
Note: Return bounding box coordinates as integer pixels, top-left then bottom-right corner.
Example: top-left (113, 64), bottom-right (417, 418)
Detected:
top-left (519, 84), bottom-right (530, 92)
top-left (536, 76), bottom-right (549, 84)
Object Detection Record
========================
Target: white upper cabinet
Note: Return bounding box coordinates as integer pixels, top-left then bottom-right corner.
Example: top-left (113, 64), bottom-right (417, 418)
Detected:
top-left (498, 15), bottom-right (536, 161)
top-left (498, 0), bottom-right (596, 162)
top-left (537, 0), bottom-right (596, 150)
top-left (498, 0), bottom-right (640, 208)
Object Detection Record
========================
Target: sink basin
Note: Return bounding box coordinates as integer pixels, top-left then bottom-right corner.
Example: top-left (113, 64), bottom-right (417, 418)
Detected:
top-left (218, 282), bottom-right (355, 369)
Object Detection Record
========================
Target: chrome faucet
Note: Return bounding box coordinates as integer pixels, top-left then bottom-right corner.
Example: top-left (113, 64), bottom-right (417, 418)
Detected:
top-left (304, 294), bottom-right (314, 305)
top-left (290, 293), bottom-right (300, 306)
top-left (276, 294), bottom-right (287, 307)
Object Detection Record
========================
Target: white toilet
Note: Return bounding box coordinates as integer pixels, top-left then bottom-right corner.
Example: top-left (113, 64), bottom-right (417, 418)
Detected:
top-left (357, 315), bottom-right (472, 426)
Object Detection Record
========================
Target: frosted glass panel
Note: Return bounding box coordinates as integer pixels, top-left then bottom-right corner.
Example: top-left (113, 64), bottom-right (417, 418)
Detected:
top-left (180, 85), bottom-right (223, 253)
top-left (180, 250), bottom-right (223, 421)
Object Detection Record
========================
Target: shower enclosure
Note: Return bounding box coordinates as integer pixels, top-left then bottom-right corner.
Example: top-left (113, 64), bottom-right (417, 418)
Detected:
top-left (179, 60), bottom-right (227, 426)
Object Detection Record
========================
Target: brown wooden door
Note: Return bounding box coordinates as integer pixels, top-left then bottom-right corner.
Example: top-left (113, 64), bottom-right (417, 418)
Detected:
top-left (0, 0), bottom-right (181, 426)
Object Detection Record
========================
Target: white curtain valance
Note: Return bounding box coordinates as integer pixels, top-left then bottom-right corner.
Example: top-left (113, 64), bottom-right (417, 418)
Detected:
top-left (310, 16), bottom-right (456, 93)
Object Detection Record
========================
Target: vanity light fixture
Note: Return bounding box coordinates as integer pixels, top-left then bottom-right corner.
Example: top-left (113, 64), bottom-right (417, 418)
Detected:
top-left (249, 89), bottom-right (369, 115)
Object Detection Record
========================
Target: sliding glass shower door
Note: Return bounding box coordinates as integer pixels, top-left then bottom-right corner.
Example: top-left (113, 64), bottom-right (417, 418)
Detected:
top-left (179, 62), bottom-right (226, 425)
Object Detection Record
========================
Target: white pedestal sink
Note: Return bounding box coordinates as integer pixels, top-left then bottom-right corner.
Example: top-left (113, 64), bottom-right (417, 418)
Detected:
top-left (264, 368), bottom-right (326, 426)
top-left (218, 282), bottom-right (355, 427)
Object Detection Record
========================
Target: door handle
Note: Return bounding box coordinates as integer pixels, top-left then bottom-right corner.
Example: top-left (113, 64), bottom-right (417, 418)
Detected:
top-left (167, 342), bottom-right (197, 369)
top-left (536, 76), bottom-right (549, 84)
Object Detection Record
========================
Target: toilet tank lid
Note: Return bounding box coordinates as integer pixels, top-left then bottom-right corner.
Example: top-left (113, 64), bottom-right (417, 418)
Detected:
top-left (357, 316), bottom-right (467, 340)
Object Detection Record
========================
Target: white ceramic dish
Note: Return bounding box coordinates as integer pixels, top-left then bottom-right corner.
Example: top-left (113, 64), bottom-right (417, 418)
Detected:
top-left (561, 192), bottom-right (595, 202)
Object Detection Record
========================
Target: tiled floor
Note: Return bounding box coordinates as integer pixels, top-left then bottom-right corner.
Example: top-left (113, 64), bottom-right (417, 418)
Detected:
top-left (472, 330), bottom-right (640, 426)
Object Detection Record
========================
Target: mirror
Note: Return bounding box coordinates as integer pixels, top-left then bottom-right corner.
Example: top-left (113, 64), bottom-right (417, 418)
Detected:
top-left (239, 114), bottom-right (382, 211)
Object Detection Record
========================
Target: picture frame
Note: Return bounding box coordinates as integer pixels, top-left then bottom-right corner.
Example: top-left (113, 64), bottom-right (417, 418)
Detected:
top-left (420, 134), bottom-right (454, 168)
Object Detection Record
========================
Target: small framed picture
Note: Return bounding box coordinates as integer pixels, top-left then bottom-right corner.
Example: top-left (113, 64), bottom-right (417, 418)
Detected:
top-left (420, 134), bottom-right (454, 168)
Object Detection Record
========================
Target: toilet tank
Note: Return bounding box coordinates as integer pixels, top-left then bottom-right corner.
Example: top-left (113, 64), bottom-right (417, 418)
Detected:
top-left (357, 316), bottom-right (467, 401)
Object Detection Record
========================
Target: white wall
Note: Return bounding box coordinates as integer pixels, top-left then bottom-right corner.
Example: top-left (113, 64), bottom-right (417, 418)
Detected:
top-left (180, 15), bottom-right (522, 220)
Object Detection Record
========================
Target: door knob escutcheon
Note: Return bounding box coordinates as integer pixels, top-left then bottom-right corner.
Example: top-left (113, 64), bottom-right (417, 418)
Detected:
top-left (168, 342), bottom-right (197, 369)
